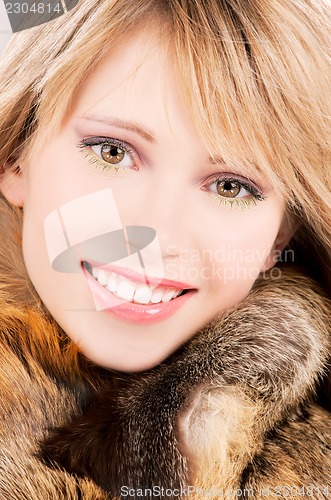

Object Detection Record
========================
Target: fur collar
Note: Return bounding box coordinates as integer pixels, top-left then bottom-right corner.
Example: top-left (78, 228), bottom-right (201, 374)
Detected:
top-left (0, 196), bottom-right (330, 497)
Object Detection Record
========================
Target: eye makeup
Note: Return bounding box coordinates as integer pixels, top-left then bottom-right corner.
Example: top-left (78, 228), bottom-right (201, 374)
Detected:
top-left (77, 136), bottom-right (267, 209)
top-left (78, 136), bottom-right (139, 172)
top-left (202, 173), bottom-right (267, 209)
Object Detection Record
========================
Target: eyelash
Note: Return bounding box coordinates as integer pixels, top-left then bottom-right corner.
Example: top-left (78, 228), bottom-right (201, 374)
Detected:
top-left (203, 175), bottom-right (266, 209)
top-left (77, 137), bottom-right (266, 208)
top-left (78, 136), bottom-right (138, 172)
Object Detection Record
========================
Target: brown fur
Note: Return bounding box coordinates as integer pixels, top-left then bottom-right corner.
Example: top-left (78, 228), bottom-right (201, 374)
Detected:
top-left (0, 197), bottom-right (330, 499)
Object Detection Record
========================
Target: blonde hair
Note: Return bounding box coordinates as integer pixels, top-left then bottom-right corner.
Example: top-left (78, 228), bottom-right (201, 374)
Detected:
top-left (0, 0), bottom-right (330, 290)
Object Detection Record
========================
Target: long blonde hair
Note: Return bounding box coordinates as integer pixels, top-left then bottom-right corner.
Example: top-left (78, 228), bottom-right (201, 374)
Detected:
top-left (0, 0), bottom-right (330, 290)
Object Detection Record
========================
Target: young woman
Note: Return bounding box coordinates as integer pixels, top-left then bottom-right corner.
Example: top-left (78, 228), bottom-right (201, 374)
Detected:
top-left (0, 0), bottom-right (330, 497)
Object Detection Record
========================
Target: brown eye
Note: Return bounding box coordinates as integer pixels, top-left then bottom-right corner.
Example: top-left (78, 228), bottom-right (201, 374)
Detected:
top-left (101, 144), bottom-right (125, 164)
top-left (216, 180), bottom-right (241, 198)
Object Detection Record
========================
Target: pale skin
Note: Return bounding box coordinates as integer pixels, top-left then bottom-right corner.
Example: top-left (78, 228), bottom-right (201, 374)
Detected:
top-left (0, 30), bottom-right (295, 371)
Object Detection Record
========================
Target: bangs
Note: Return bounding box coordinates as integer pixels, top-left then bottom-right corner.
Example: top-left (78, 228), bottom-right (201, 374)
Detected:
top-left (33, 0), bottom-right (168, 150)
top-left (168, 0), bottom-right (330, 203)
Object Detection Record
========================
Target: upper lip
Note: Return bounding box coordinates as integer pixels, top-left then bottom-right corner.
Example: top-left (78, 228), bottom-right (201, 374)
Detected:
top-left (83, 260), bottom-right (195, 291)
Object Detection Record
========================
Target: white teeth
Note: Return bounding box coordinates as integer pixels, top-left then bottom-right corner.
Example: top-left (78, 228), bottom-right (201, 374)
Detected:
top-left (151, 289), bottom-right (164, 303)
top-left (162, 289), bottom-right (177, 303)
top-left (92, 267), bottom-right (99, 279)
top-left (134, 285), bottom-right (153, 304)
top-left (107, 273), bottom-right (118, 293)
top-left (90, 266), bottom-right (184, 304)
top-left (116, 280), bottom-right (136, 301)
top-left (98, 269), bottom-right (109, 286)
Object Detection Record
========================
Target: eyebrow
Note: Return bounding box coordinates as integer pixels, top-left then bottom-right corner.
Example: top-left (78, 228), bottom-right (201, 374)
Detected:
top-left (77, 115), bottom-right (252, 172)
top-left (208, 155), bottom-right (227, 166)
top-left (79, 115), bottom-right (156, 143)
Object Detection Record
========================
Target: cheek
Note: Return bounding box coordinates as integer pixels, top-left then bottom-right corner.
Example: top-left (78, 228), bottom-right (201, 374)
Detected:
top-left (204, 205), bottom-right (283, 292)
top-left (20, 149), bottom-right (95, 312)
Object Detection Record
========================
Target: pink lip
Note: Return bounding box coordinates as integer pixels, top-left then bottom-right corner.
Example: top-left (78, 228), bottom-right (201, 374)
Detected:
top-left (82, 265), bottom-right (197, 324)
top-left (86, 260), bottom-right (194, 290)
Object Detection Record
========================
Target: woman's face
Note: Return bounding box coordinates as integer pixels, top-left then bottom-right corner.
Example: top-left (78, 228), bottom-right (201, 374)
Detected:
top-left (1, 30), bottom-right (293, 371)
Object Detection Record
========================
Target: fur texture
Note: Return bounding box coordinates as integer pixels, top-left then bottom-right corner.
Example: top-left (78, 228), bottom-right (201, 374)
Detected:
top-left (0, 197), bottom-right (330, 499)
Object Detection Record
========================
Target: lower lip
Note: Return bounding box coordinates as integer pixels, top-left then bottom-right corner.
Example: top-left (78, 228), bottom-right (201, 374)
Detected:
top-left (83, 267), bottom-right (196, 324)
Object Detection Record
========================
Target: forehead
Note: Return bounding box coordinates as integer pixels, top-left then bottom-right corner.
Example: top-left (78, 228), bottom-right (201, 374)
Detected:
top-left (51, 26), bottom-right (283, 192)
top-left (68, 29), bottom-right (206, 153)
top-left (72, 32), bottom-right (168, 118)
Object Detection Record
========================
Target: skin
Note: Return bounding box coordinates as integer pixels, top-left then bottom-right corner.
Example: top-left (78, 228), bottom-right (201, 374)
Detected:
top-left (0, 30), bottom-right (295, 371)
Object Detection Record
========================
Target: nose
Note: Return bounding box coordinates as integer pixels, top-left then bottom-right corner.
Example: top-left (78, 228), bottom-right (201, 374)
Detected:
top-left (125, 173), bottom-right (194, 260)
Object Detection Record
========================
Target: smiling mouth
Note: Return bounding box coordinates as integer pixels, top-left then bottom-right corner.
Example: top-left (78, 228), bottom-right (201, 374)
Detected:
top-left (83, 261), bottom-right (189, 305)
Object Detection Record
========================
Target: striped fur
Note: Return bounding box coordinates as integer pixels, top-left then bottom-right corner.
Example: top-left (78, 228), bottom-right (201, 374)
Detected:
top-left (0, 197), bottom-right (330, 499)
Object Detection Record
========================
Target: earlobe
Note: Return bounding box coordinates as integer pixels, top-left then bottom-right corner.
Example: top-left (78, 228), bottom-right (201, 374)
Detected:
top-left (0, 164), bottom-right (25, 207)
top-left (261, 213), bottom-right (301, 272)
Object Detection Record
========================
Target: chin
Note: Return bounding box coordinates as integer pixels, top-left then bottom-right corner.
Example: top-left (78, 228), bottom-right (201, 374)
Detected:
top-left (80, 346), bottom-right (169, 373)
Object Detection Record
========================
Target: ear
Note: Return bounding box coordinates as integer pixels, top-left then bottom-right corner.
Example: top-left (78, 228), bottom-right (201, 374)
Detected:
top-left (262, 213), bottom-right (300, 271)
top-left (0, 163), bottom-right (25, 207)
